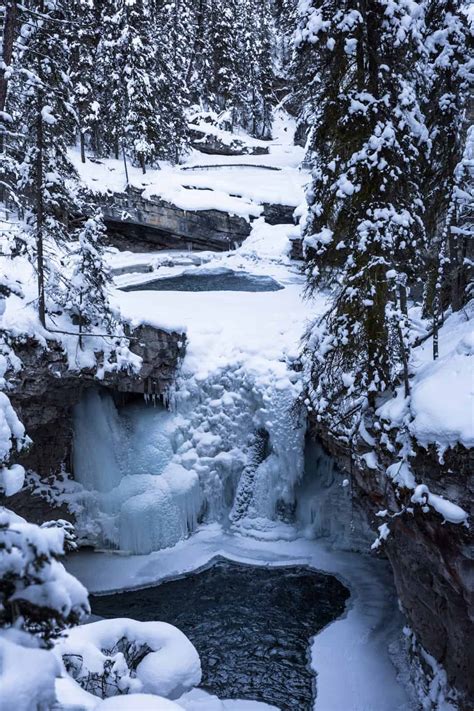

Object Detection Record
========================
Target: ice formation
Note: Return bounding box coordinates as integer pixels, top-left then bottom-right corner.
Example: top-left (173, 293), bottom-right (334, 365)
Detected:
top-left (72, 357), bottom-right (307, 554)
top-left (73, 390), bottom-right (201, 553)
top-left (295, 440), bottom-right (372, 551)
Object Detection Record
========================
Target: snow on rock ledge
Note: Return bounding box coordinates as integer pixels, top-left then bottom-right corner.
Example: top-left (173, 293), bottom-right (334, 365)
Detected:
top-left (377, 301), bottom-right (474, 453)
top-left (57, 618), bottom-right (201, 701)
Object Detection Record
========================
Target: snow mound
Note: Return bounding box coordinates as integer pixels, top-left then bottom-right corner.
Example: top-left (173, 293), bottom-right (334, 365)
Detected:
top-left (0, 631), bottom-right (60, 711)
top-left (178, 688), bottom-right (280, 710)
top-left (57, 618), bottom-right (201, 700)
top-left (378, 302), bottom-right (474, 451)
top-left (96, 694), bottom-right (185, 710)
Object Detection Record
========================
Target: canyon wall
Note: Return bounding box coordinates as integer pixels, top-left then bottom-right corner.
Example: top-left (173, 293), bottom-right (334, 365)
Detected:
top-left (98, 186), bottom-right (252, 252)
top-left (4, 325), bottom-right (185, 521)
top-left (310, 421), bottom-right (473, 708)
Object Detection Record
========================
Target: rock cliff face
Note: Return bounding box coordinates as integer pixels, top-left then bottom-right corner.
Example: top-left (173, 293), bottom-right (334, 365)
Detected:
top-left (188, 126), bottom-right (269, 156)
top-left (98, 186), bottom-right (252, 252)
top-left (9, 325), bottom-right (185, 477)
top-left (310, 421), bottom-right (473, 708)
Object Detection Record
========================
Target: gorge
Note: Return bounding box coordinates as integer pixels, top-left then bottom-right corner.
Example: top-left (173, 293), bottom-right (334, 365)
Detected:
top-left (4, 125), bottom-right (472, 708)
top-left (1, 2), bottom-right (472, 709)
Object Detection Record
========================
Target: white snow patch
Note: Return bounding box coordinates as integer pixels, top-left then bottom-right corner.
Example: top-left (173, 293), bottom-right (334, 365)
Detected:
top-left (0, 630), bottom-right (60, 711)
top-left (378, 302), bottom-right (474, 450)
top-left (56, 618), bottom-right (201, 700)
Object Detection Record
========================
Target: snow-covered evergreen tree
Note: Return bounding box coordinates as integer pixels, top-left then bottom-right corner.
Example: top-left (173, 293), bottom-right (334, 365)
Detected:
top-left (65, 213), bottom-right (116, 344)
top-left (0, 278), bottom-right (89, 648)
top-left (420, 0), bottom-right (472, 325)
top-left (67, 0), bottom-right (102, 163)
top-left (91, 1), bottom-right (123, 159)
top-left (186, 0), bottom-right (214, 107)
top-left (209, 0), bottom-right (240, 115)
top-left (451, 120), bottom-right (474, 307)
top-left (240, 0), bottom-right (274, 139)
top-left (0, 513), bottom-right (89, 643)
top-left (4, 2), bottom-right (121, 338)
top-left (93, 0), bottom-right (189, 168)
top-left (299, 1), bottom-right (429, 434)
top-left (185, 0), bottom-right (275, 138)
top-left (12, 0), bottom-right (77, 325)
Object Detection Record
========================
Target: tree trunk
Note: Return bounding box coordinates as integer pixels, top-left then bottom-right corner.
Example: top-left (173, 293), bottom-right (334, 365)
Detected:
top-left (432, 297), bottom-right (439, 360)
top-left (399, 283), bottom-right (408, 316)
top-left (80, 130), bottom-right (86, 164)
top-left (0, 0), bottom-right (18, 115)
top-left (0, 0), bottom-right (18, 204)
top-left (185, 0), bottom-right (205, 87)
top-left (36, 83), bottom-right (46, 327)
top-left (364, 1), bottom-right (379, 97)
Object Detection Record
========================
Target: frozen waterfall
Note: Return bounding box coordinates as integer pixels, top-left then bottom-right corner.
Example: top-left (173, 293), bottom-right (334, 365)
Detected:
top-left (73, 390), bottom-right (201, 554)
top-left (72, 373), bottom-right (359, 555)
top-left (295, 439), bottom-right (373, 551)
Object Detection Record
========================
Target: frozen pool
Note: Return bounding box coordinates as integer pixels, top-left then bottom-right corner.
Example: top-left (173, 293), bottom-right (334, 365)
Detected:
top-left (90, 560), bottom-right (349, 710)
top-left (121, 268), bottom-right (284, 292)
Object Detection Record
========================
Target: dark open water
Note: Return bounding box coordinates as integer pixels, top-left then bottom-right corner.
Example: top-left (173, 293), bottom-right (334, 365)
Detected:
top-left (121, 271), bottom-right (284, 292)
top-left (90, 560), bottom-right (349, 710)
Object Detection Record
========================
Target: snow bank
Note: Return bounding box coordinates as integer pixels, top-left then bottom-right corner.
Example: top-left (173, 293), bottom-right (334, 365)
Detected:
top-left (378, 302), bottom-right (474, 451)
top-left (0, 252), bottom-right (142, 378)
top-left (0, 631), bottom-right (60, 711)
top-left (97, 695), bottom-right (184, 709)
top-left (409, 345), bottom-right (474, 449)
top-left (178, 688), bottom-right (279, 710)
top-left (70, 149), bottom-right (304, 221)
top-left (71, 108), bottom-right (307, 220)
top-left (57, 618), bottom-right (201, 700)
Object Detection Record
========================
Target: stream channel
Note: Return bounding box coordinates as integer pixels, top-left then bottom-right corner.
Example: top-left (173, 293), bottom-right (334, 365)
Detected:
top-left (90, 559), bottom-right (350, 710)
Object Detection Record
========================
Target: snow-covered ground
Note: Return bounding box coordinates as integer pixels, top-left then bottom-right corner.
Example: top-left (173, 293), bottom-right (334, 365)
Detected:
top-left (113, 231), bottom-right (316, 378)
top-left (67, 527), bottom-right (413, 711)
top-left (70, 110), bottom-right (307, 221)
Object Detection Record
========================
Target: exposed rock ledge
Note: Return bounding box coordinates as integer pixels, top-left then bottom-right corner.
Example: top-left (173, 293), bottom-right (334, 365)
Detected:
top-left (310, 420), bottom-right (473, 709)
top-left (8, 325), bottom-right (185, 480)
top-left (188, 125), bottom-right (269, 157)
top-left (98, 186), bottom-right (252, 252)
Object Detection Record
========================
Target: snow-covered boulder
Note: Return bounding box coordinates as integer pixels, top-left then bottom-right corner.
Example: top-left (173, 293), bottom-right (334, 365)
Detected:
top-left (57, 618), bottom-right (201, 701)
